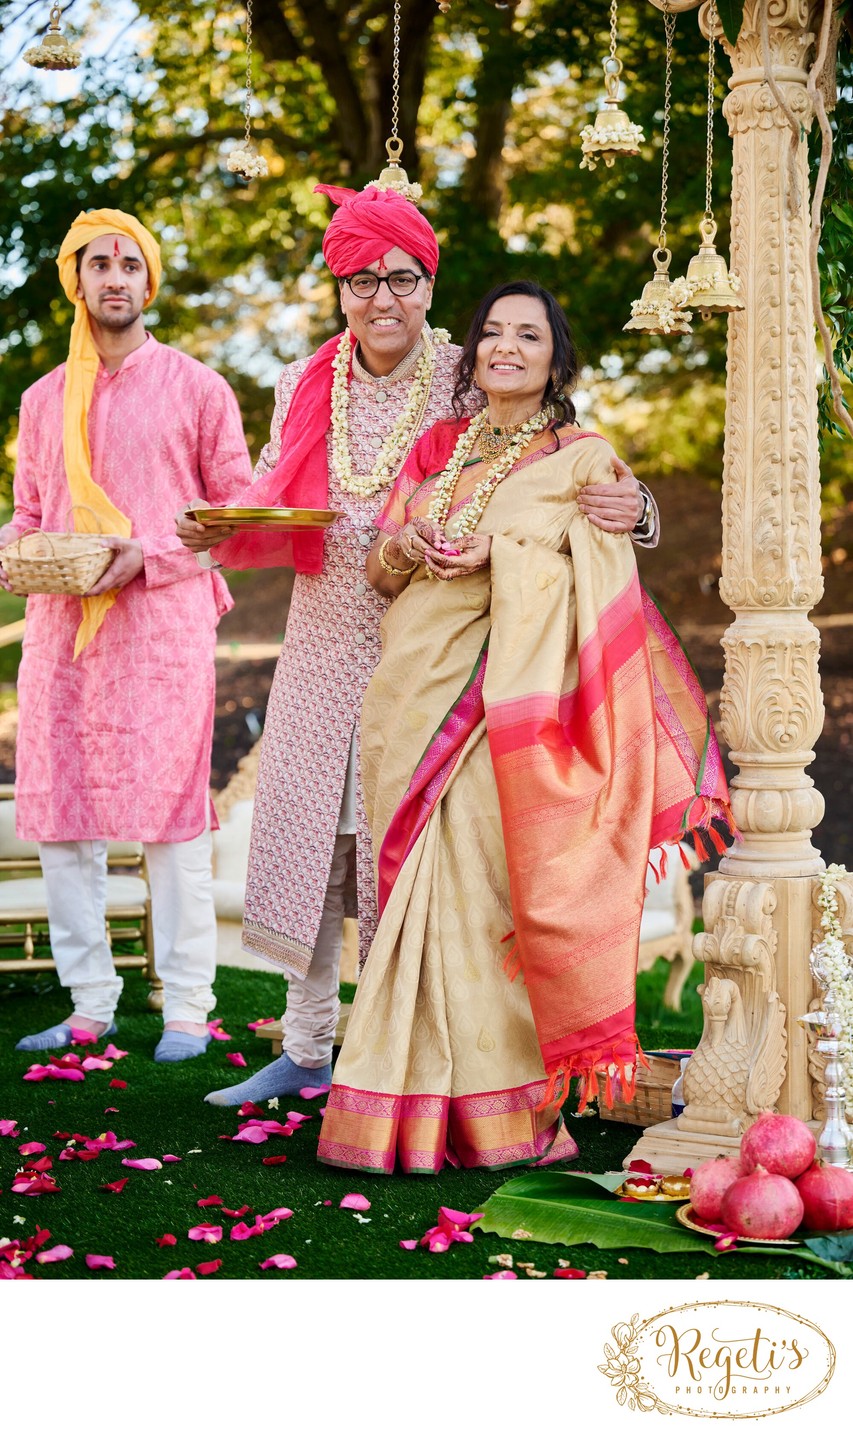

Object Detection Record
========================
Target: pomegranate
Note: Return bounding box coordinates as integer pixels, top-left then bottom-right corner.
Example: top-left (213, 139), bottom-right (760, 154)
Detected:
top-left (740, 1112), bottom-right (816, 1179)
top-left (795, 1162), bottom-right (853, 1232)
top-left (720, 1167), bottom-right (804, 1239)
top-left (689, 1157), bottom-right (743, 1222)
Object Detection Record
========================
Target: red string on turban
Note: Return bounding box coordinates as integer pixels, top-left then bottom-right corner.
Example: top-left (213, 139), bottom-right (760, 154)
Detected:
top-left (317, 183), bottom-right (440, 277)
top-left (212, 185), bottom-right (441, 575)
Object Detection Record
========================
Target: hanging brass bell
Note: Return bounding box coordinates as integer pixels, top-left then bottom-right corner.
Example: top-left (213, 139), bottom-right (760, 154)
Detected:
top-left (624, 248), bottom-right (693, 336)
top-left (580, 58), bottom-right (645, 171)
top-left (23, 5), bottom-right (80, 71)
top-left (683, 217), bottom-right (744, 321)
top-left (368, 137), bottom-right (424, 205)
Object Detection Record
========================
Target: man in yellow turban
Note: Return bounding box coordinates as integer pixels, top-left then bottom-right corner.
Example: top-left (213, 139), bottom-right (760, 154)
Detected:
top-left (0, 208), bottom-right (254, 1061)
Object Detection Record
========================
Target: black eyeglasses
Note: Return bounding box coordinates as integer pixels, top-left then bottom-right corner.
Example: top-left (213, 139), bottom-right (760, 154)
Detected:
top-left (342, 270), bottom-right (426, 298)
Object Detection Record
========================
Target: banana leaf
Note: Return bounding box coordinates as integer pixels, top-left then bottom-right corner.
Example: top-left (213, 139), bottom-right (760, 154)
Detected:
top-left (475, 1171), bottom-right (726, 1256)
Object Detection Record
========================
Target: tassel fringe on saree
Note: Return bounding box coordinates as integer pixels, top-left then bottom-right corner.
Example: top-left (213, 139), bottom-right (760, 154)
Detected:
top-left (317, 425), bottom-right (731, 1175)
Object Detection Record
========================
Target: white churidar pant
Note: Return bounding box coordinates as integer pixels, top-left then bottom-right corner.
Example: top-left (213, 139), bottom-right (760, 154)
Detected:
top-left (281, 831), bottom-right (355, 1068)
top-left (38, 829), bottom-right (217, 1025)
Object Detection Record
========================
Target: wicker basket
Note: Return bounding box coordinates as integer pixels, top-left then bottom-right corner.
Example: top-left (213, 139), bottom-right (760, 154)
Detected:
top-left (600, 1052), bottom-right (687, 1127)
top-left (0, 528), bottom-right (113, 597)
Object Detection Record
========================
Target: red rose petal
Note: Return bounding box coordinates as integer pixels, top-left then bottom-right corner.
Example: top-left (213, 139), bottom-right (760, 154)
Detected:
top-left (196, 1259), bottom-right (222, 1276)
top-left (109, 1080), bottom-right (127, 1090)
top-left (261, 1155), bottom-right (288, 1166)
top-left (155, 1234), bottom-right (178, 1247)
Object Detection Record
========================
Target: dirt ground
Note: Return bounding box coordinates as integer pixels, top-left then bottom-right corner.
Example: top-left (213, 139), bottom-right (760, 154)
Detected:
top-left (2, 472), bottom-right (851, 863)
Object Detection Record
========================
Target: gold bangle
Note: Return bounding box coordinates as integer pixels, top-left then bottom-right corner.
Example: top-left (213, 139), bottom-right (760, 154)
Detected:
top-left (378, 536), bottom-right (416, 577)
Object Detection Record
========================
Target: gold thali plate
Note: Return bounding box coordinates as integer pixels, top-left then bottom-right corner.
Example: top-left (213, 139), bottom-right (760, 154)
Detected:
top-left (615, 1180), bottom-right (689, 1204)
top-left (187, 506), bottom-right (341, 530)
top-left (675, 1203), bottom-right (803, 1246)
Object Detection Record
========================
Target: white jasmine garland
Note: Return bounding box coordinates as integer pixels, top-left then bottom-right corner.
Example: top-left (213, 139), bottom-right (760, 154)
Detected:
top-left (811, 863), bottom-right (853, 1111)
top-left (331, 330), bottom-right (442, 499)
top-left (227, 146), bottom-right (269, 180)
top-left (579, 121), bottom-right (645, 171)
top-left (427, 403), bottom-right (556, 540)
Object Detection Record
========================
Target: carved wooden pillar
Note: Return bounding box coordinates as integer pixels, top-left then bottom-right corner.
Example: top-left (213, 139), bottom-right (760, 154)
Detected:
top-left (630, 0), bottom-right (827, 1170)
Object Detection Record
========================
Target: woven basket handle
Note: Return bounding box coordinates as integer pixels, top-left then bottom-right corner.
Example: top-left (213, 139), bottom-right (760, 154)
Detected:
top-left (65, 503), bottom-right (109, 535)
top-left (2, 526), bottom-right (56, 558)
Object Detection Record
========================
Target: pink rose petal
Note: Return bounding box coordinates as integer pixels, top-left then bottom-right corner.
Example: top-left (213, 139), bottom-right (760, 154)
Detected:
top-left (299, 1085), bottom-right (331, 1100)
top-left (221, 1205), bottom-right (251, 1218)
top-left (339, 1193), bottom-right (371, 1211)
top-left (36, 1244), bottom-right (74, 1264)
top-left (197, 1195), bottom-right (223, 1208)
top-left (103, 1043), bottom-right (128, 1061)
top-left (188, 1224), bottom-right (223, 1244)
top-left (69, 1027), bottom-right (99, 1045)
top-left (196, 1259), bottom-right (222, 1276)
top-left (18, 1142), bottom-right (46, 1157)
top-left (230, 1221), bottom-right (264, 1241)
top-left (232, 1126), bottom-right (268, 1145)
top-left (437, 1207), bottom-right (483, 1231)
top-left (100, 1178), bottom-right (130, 1193)
top-left (286, 1111), bottom-right (312, 1124)
top-left (162, 1155), bottom-right (181, 1163)
top-left (207, 1021), bottom-right (232, 1041)
top-left (28, 1157), bottom-right (53, 1172)
top-left (246, 1017), bottom-right (275, 1030)
top-left (237, 1101), bottom-right (265, 1118)
top-left (164, 1268), bottom-right (197, 1279)
top-left (259, 1207), bottom-right (293, 1227)
top-left (155, 1234), bottom-right (177, 1247)
top-left (483, 1271), bottom-right (518, 1280)
top-left (0, 1119), bottom-right (20, 1137)
top-left (259, 1254), bottom-right (297, 1270)
top-left (104, 1108), bottom-right (119, 1114)
top-left (226, 1052), bottom-right (247, 1068)
top-left (399, 1240), bottom-right (418, 1250)
top-left (121, 1157), bottom-right (162, 1171)
top-left (81, 1056), bottom-right (113, 1072)
top-left (12, 1174), bottom-right (61, 1195)
top-left (85, 1254), bottom-right (116, 1270)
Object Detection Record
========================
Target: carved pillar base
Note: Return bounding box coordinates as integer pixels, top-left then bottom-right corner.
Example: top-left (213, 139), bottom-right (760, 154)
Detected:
top-left (626, 871), bottom-right (818, 1171)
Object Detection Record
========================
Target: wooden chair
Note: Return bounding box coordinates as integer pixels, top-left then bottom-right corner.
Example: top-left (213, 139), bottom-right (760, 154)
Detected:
top-left (0, 793), bottom-right (161, 1007)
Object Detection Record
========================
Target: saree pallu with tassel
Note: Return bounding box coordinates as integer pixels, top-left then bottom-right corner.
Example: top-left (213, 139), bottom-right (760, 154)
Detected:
top-left (317, 428), bottom-right (731, 1175)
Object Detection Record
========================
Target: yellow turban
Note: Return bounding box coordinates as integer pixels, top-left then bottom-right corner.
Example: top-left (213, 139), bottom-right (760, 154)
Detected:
top-left (56, 209), bottom-right (162, 657)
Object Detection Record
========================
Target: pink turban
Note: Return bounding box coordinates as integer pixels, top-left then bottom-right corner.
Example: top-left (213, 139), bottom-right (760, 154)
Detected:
top-left (316, 184), bottom-right (440, 277)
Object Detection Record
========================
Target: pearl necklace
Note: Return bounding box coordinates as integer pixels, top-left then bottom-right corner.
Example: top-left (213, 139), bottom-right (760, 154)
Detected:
top-left (330, 329), bottom-right (444, 500)
top-left (427, 403), bottom-right (556, 539)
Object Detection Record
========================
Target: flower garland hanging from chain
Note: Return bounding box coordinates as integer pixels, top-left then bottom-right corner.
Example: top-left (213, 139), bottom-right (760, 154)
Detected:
top-left (227, 0), bottom-right (269, 181)
top-left (579, 0), bottom-right (644, 171)
top-left (810, 864), bottom-right (853, 1110)
top-left (23, 5), bottom-right (80, 70)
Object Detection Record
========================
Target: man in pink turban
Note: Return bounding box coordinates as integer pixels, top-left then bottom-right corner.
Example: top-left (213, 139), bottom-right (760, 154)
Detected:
top-left (179, 181), bottom-right (659, 1106)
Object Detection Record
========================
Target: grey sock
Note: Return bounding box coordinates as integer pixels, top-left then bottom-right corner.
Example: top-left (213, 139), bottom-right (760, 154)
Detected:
top-left (16, 1021), bottom-right (116, 1053)
top-left (204, 1053), bottom-right (332, 1106)
top-left (154, 1031), bottom-right (210, 1063)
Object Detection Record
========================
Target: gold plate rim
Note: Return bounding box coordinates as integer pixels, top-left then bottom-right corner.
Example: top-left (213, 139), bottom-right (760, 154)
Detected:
top-left (187, 507), bottom-right (341, 529)
top-left (674, 1203), bottom-right (803, 1246)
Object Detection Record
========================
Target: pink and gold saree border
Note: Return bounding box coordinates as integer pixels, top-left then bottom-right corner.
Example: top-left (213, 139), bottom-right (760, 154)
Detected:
top-left (317, 1080), bottom-right (578, 1176)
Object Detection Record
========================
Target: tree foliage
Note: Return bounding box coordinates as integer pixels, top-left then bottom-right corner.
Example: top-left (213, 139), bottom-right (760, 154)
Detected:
top-left (0, 0), bottom-right (847, 505)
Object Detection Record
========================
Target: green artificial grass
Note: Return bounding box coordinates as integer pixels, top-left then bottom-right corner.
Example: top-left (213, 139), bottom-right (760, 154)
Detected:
top-left (0, 959), bottom-right (842, 1280)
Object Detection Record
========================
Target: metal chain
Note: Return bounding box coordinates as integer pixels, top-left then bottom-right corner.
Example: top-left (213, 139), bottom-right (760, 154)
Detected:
top-left (391, 0), bottom-right (401, 144)
top-left (244, 0), bottom-right (255, 146)
top-left (705, 0), bottom-right (716, 219)
top-left (609, 0), bottom-right (618, 61)
top-left (658, 9), bottom-right (676, 253)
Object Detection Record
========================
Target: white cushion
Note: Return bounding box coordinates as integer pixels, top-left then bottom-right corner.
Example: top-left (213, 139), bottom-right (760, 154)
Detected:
top-left (0, 874), bottom-right (148, 916)
top-left (212, 800), bottom-right (253, 886)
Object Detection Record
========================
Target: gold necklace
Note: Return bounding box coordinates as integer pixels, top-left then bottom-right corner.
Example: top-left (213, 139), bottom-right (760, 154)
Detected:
top-left (476, 416), bottom-right (531, 464)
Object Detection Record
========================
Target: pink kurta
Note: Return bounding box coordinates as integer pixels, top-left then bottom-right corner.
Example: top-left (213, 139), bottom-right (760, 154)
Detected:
top-left (232, 336), bottom-right (464, 979)
top-left (13, 335), bottom-right (253, 843)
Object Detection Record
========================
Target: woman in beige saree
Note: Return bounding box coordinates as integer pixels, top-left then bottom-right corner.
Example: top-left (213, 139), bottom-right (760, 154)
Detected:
top-left (317, 282), bottom-right (731, 1176)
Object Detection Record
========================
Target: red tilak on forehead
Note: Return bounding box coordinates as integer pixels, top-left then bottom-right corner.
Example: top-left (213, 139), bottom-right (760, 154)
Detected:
top-left (113, 239), bottom-right (121, 257)
top-left (377, 255), bottom-right (388, 272)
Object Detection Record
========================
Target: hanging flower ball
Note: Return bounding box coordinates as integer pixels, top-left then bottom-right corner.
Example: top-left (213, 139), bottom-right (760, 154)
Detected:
top-left (226, 146), bottom-right (269, 181)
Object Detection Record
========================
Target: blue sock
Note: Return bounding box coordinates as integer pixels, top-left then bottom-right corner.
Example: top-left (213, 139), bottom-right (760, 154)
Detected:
top-left (16, 1021), bottom-right (116, 1053)
top-left (154, 1031), bottom-right (210, 1063)
top-left (204, 1053), bottom-right (332, 1106)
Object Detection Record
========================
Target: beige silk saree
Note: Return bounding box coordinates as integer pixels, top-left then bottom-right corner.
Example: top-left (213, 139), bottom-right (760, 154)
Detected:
top-left (317, 421), bottom-right (730, 1176)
